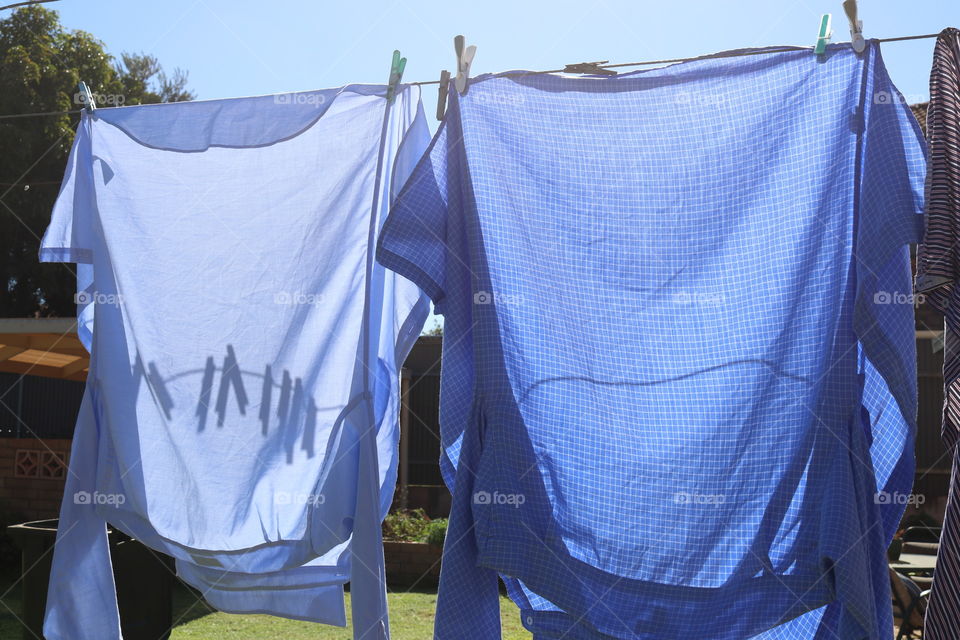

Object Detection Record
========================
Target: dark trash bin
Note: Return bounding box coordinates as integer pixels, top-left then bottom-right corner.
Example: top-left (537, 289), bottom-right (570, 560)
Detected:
top-left (7, 519), bottom-right (173, 640)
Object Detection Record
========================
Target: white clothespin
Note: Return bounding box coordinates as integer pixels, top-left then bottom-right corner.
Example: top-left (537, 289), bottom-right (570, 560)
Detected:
top-left (842, 0), bottom-right (866, 53)
top-left (77, 81), bottom-right (96, 111)
top-left (453, 35), bottom-right (476, 95)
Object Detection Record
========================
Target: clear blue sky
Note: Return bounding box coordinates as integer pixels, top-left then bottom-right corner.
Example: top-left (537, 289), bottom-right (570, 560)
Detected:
top-left (50, 0), bottom-right (960, 330)
top-left (53, 0), bottom-right (957, 104)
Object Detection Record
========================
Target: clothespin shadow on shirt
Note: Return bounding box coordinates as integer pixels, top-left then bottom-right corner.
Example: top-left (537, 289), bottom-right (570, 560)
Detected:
top-left (215, 344), bottom-right (248, 427)
top-left (282, 378), bottom-right (306, 463)
top-left (117, 346), bottom-right (366, 554)
top-left (188, 346), bottom-right (325, 464)
top-left (132, 354), bottom-right (174, 420)
top-left (259, 364), bottom-right (273, 435)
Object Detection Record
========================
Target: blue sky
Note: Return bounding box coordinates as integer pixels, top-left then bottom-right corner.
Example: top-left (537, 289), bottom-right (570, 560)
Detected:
top-left (53, 0), bottom-right (956, 103)
top-left (50, 0), bottom-right (960, 331)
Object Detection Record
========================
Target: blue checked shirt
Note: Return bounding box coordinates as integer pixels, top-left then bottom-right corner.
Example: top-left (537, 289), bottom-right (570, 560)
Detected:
top-left (377, 42), bottom-right (925, 639)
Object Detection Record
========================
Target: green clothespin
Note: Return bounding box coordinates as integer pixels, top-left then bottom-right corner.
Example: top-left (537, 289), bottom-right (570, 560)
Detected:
top-left (814, 14), bottom-right (832, 55)
top-left (386, 50), bottom-right (407, 104)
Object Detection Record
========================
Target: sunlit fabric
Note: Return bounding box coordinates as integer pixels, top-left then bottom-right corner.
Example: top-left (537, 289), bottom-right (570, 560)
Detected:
top-left (377, 42), bottom-right (925, 640)
top-left (914, 27), bottom-right (960, 640)
top-left (40, 85), bottom-right (431, 640)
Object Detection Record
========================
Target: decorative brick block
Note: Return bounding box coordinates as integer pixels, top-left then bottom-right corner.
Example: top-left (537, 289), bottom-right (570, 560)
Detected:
top-left (14, 450), bottom-right (39, 478)
top-left (39, 451), bottom-right (68, 479)
top-left (13, 448), bottom-right (67, 480)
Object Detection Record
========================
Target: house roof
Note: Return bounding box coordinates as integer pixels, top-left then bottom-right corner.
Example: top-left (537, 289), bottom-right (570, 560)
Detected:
top-left (0, 319), bottom-right (88, 381)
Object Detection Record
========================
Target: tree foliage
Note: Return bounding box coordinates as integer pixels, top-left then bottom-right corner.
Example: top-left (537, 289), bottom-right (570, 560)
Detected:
top-left (0, 6), bottom-right (194, 317)
top-left (424, 319), bottom-right (443, 336)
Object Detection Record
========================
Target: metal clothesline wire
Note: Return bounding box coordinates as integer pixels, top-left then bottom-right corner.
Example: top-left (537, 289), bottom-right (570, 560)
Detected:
top-left (408, 33), bottom-right (943, 85)
top-left (0, 32), bottom-right (943, 120)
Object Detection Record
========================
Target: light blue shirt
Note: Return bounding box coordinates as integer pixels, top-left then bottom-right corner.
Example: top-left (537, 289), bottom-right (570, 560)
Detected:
top-left (377, 42), bottom-right (925, 639)
top-left (40, 84), bottom-right (430, 640)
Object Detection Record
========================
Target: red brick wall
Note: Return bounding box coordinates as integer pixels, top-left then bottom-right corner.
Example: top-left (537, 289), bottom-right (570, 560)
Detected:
top-left (0, 438), bottom-right (71, 521)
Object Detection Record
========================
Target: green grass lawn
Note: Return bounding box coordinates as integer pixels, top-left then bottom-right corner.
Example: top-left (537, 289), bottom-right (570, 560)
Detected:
top-left (0, 571), bottom-right (532, 639)
top-left (171, 585), bottom-right (532, 639)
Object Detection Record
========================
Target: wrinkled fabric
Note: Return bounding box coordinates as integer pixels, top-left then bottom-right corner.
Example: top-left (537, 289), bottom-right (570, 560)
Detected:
top-left (377, 42), bottom-right (924, 640)
top-left (915, 27), bottom-right (960, 640)
top-left (41, 84), bottom-right (431, 640)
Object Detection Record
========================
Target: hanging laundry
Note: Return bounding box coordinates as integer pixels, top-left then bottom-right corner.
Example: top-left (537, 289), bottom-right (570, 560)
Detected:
top-left (914, 26), bottom-right (960, 640)
top-left (40, 84), bottom-right (431, 640)
top-left (377, 42), bottom-right (926, 640)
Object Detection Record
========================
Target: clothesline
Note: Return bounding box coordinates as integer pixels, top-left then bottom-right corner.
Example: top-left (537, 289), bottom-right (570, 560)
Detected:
top-left (407, 33), bottom-right (943, 85)
top-left (0, 31), bottom-right (943, 121)
top-left (25, 29), bottom-right (951, 640)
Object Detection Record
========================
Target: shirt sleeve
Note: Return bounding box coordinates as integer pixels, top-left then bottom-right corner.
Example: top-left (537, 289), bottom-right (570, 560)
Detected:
top-left (853, 42), bottom-right (926, 447)
top-left (43, 389), bottom-right (122, 640)
top-left (915, 28), bottom-right (960, 309)
top-left (849, 44), bottom-right (926, 640)
top-left (38, 115), bottom-right (97, 350)
top-left (376, 121), bottom-right (454, 314)
top-left (40, 114), bottom-right (96, 265)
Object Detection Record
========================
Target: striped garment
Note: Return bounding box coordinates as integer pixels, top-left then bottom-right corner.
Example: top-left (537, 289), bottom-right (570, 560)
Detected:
top-left (915, 26), bottom-right (960, 640)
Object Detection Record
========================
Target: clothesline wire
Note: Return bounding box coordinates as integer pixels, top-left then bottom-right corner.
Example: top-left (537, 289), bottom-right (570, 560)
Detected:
top-left (0, 108), bottom-right (83, 120)
top-left (0, 32), bottom-right (943, 119)
top-left (0, 0), bottom-right (60, 11)
top-left (408, 33), bottom-right (943, 85)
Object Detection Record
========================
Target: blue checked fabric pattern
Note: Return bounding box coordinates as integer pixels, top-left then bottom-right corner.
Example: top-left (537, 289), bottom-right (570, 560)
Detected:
top-left (377, 42), bottom-right (926, 640)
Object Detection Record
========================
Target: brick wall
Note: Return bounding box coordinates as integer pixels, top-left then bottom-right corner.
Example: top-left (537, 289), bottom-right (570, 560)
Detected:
top-left (0, 438), bottom-right (71, 521)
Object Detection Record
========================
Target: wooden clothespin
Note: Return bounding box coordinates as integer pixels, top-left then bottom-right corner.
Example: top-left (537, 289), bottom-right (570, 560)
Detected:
top-left (563, 61), bottom-right (617, 76)
top-left (842, 0), bottom-right (866, 53)
top-left (436, 70), bottom-right (451, 121)
top-left (386, 50), bottom-right (407, 104)
top-left (814, 14), bottom-right (832, 55)
top-left (454, 35), bottom-right (476, 95)
top-left (77, 81), bottom-right (96, 111)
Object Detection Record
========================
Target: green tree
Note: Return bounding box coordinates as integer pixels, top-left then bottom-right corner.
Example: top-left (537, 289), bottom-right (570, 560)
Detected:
top-left (0, 6), bottom-right (194, 317)
top-left (116, 52), bottom-right (194, 104)
top-left (424, 318), bottom-right (443, 336)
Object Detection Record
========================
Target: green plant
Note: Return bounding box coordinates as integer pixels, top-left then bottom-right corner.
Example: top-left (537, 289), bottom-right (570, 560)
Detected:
top-left (382, 510), bottom-right (447, 546)
top-left (382, 509), bottom-right (431, 542)
top-left (423, 519), bottom-right (447, 547)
